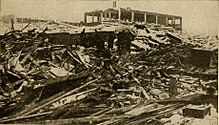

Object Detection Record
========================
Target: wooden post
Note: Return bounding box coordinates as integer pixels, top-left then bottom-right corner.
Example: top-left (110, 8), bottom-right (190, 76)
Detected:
top-left (155, 15), bottom-right (158, 24)
top-left (97, 16), bottom-right (100, 22)
top-left (144, 13), bottom-right (147, 23)
top-left (166, 17), bottom-right (168, 26)
top-left (84, 13), bottom-right (87, 23)
top-left (21, 17), bottom-right (23, 29)
top-left (109, 12), bottom-right (111, 20)
top-left (118, 8), bottom-right (121, 22)
top-left (91, 14), bottom-right (94, 23)
top-left (38, 18), bottom-right (40, 29)
top-left (104, 12), bottom-right (106, 21)
top-left (180, 17), bottom-right (182, 33)
top-left (100, 12), bottom-right (103, 22)
top-left (173, 17), bottom-right (175, 24)
top-left (131, 12), bottom-right (134, 22)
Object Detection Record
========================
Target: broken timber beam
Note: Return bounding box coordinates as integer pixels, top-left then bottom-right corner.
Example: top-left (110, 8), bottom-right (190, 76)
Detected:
top-left (32, 70), bottom-right (90, 88)
top-left (33, 115), bottom-right (129, 124)
top-left (166, 32), bottom-right (182, 43)
top-left (0, 111), bottom-right (52, 123)
top-left (50, 88), bottom-right (97, 118)
top-left (0, 78), bottom-right (97, 123)
top-left (20, 44), bottom-right (38, 64)
top-left (28, 56), bottom-right (52, 78)
top-left (20, 78), bottom-right (98, 116)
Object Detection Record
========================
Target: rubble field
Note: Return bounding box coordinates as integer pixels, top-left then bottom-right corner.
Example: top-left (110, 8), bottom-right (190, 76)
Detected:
top-left (0, 22), bottom-right (218, 125)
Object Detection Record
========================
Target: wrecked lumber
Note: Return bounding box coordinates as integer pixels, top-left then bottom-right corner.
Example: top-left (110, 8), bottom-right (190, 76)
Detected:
top-left (166, 32), bottom-right (182, 43)
top-left (19, 79), bottom-right (98, 116)
top-left (34, 115), bottom-right (130, 124)
top-left (1, 88), bottom-right (97, 123)
top-left (0, 79), bottom-right (98, 123)
top-left (0, 20), bottom-right (217, 125)
top-left (31, 70), bottom-right (91, 88)
top-left (124, 103), bottom-right (186, 125)
top-left (0, 111), bottom-right (52, 123)
top-left (28, 56), bottom-right (52, 79)
top-left (20, 43), bottom-right (38, 64)
top-left (49, 88), bottom-right (97, 119)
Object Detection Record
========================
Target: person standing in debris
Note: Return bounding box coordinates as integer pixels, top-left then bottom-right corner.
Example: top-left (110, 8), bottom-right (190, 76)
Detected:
top-left (126, 32), bottom-right (134, 54)
top-left (117, 30), bottom-right (133, 55)
top-left (94, 29), bottom-right (104, 53)
top-left (80, 29), bottom-right (86, 46)
top-left (108, 33), bottom-right (115, 50)
top-left (88, 33), bottom-right (95, 47)
top-left (117, 30), bottom-right (125, 55)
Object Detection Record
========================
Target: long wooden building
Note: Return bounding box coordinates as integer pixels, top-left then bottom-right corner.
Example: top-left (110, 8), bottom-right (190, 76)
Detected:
top-left (84, 7), bottom-right (182, 31)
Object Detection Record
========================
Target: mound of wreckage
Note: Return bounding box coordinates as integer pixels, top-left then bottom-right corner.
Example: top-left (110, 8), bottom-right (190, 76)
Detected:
top-left (0, 21), bottom-right (218, 125)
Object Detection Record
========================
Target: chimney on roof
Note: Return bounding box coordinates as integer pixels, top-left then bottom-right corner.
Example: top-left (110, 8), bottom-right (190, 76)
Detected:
top-left (113, 1), bottom-right (116, 8)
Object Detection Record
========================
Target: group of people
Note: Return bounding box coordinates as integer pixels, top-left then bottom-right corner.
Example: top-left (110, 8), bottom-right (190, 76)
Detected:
top-left (80, 29), bottom-right (134, 55)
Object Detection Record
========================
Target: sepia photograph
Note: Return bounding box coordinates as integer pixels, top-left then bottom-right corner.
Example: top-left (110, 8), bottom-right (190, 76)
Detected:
top-left (0, 0), bottom-right (218, 124)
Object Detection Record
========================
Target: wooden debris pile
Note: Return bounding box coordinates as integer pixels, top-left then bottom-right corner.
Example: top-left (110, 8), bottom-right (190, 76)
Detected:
top-left (0, 27), bottom-right (217, 124)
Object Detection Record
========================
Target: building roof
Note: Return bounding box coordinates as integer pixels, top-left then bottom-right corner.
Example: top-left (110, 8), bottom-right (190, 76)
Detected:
top-left (85, 10), bottom-right (103, 16)
top-left (122, 8), bottom-right (182, 18)
top-left (85, 7), bottom-right (182, 19)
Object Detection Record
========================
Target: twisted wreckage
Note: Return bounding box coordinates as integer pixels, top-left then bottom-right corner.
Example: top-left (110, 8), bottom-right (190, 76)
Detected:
top-left (0, 21), bottom-right (218, 124)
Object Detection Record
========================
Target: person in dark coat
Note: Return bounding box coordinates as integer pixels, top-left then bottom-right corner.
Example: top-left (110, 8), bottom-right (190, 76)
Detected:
top-left (108, 33), bottom-right (115, 50)
top-left (80, 29), bottom-right (86, 46)
top-left (94, 29), bottom-right (104, 52)
top-left (117, 31), bottom-right (123, 54)
top-left (117, 30), bottom-right (133, 55)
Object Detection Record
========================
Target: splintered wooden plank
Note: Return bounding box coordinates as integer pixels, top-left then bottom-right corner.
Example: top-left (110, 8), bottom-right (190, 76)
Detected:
top-left (32, 70), bottom-right (90, 87)
top-left (0, 111), bottom-right (52, 123)
top-left (20, 43), bottom-right (38, 65)
top-left (50, 88), bottom-right (96, 119)
top-left (66, 50), bottom-right (82, 65)
top-left (19, 79), bottom-right (98, 116)
top-left (74, 50), bottom-right (92, 68)
top-left (0, 77), bottom-right (96, 123)
top-left (33, 115), bottom-right (129, 124)
top-left (28, 56), bottom-right (51, 79)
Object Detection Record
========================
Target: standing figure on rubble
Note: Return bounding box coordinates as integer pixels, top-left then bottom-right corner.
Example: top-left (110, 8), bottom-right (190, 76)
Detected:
top-left (117, 30), bottom-right (133, 55)
top-left (94, 29), bottom-right (104, 53)
top-left (80, 29), bottom-right (87, 47)
top-left (117, 30), bottom-right (124, 55)
top-left (108, 33), bottom-right (115, 50)
top-left (125, 32), bottom-right (134, 54)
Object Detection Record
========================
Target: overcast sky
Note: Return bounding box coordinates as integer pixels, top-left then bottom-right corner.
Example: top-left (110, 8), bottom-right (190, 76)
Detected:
top-left (1, 0), bottom-right (219, 35)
